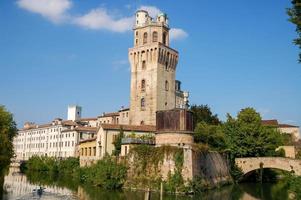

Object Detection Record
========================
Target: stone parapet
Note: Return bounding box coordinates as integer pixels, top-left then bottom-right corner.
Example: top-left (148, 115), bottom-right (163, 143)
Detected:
top-left (155, 132), bottom-right (193, 147)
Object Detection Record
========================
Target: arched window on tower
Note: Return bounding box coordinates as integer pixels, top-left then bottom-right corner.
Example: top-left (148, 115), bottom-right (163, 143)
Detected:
top-left (163, 32), bottom-right (167, 45)
top-left (165, 80), bottom-right (169, 91)
top-left (143, 32), bottom-right (148, 44)
top-left (153, 31), bottom-right (158, 42)
top-left (135, 31), bottom-right (138, 46)
top-left (142, 60), bottom-right (146, 69)
top-left (141, 79), bottom-right (146, 92)
top-left (141, 97), bottom-right (145, 109)
top-left (165, 61), bottom-right (169, 71)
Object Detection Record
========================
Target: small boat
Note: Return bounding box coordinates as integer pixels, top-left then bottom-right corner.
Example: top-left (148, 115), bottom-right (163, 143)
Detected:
top-left (32, 186), bottom-right (46, 197)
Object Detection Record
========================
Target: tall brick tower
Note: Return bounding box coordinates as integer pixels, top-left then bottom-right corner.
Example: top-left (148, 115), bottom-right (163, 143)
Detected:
top-left (129, 10), bottom-right (179, 125)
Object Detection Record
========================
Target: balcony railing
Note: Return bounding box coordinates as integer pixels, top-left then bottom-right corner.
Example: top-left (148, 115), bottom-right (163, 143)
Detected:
top-left (121, 138), bottom-right (155, 145)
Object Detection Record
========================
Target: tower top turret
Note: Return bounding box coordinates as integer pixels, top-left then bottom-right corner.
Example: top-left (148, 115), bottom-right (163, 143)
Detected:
top-left (135, 10), bottom-right (151, 27)
top-left (135, 10), bottom-right (169, 28)
top-left (157, 13), bottom-right (168, 26)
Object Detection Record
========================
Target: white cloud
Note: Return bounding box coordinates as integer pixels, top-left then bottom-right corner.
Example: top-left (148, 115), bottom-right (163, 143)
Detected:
top-left (16, 1), bottom-right (188, 39)
top-left (138, 5), bottom-right (161, 18)
top-left (170, 28), bottom-right (188, 41)
top-left (73, 8), bottom-right (133, 32)
top-left (17, 0), bottom-right (72, 23)
top-left (138, 6), bottom-right (189, 41)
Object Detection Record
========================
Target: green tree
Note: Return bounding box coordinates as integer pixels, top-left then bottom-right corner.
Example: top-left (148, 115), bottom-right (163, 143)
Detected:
top-left (223, 107), bottom-right (284, 158)
top-left (79, 156), bottom-right (127, 189)
top-left (0, 105), bottom-right (17, 172)
top-left (287, 0), bottom-right (301, 62)
top-left (190, 104), bottom-right (221, 126)
top-left (0, 105), bottom-right (17, 197)
top-left (194, 122), bottom-right (227, 150)
top-left (112, 127), bottom-right (124, 156)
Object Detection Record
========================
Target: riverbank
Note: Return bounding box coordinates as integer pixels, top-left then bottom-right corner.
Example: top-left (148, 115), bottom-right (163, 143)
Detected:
top-left (3, 166), bottom-right (294, 200)
top-left (21, 153), bottom-right (233, 195)
top-left (19, 154), bottom-right (301, 199)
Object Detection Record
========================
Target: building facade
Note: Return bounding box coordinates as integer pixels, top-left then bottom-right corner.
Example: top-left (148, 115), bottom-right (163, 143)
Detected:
top-left (13, 106), bottom-right (96, 161)
top-left (129, 10), bottom-right (186, 126)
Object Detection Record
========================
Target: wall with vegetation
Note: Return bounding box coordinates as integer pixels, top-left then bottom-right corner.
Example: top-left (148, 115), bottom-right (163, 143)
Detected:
top-left (126, 144), bottom-right (232, 193)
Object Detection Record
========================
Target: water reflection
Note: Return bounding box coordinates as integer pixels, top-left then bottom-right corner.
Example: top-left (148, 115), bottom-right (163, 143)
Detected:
top-left (2, 167), bottom-right (77, 200)
top-left (2, 167), bottom-right (290, 200)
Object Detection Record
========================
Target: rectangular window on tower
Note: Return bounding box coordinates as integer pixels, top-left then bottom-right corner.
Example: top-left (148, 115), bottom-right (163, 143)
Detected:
top-left (142, 60), bottom-right (146, 70)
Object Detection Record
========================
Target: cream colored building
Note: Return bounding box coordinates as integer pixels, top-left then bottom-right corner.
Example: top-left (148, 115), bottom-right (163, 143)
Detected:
top-left (129, 10), bottom-right (187, 126)
top-left (13, 106), bottom-right (97, 161)
top-left (79, 137), bottom-right (97, 167)
top-left (95, 124), bottom-right (155, 159)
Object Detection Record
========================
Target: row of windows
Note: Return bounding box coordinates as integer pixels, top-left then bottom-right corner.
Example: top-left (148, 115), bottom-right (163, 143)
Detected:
top-left (81, 147), bottom-right (96, 157)
top-left (19, 132), bottom-right (75, 142)
top-left (50, 141), bottom-right (75, 148)
top-left (21, 127), bottom-right (62, 136)
top-left (26, 136), bottom-right (46, 142)
top-left (24, 151), bottom-right (71, 157)
top-left (122, 112), bottom-right (129, 118)
top-left (20, 140), bottom-right (75, 149)
top-left (140, 80), bottom-right (169, 92)
top-left (141, 60), bottom-right (170, 71)
top-left (136, 31), bottom-right (167, 45)
top-left (50, 132), bottom-right (74, 140)
top-left (26, 143), bottom-right (45, 148)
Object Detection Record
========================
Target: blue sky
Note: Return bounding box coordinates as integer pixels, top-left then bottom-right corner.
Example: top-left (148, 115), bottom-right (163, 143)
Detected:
top-left (0, 0), bottom-right (300, 128)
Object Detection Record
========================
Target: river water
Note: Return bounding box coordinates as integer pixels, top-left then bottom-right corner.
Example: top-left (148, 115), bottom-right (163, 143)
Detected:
top-left (1, 167), bottom-right (290, 200)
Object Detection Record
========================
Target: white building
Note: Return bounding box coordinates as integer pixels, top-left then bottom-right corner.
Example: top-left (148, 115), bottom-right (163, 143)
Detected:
top-left (13, 106), bottom-right (97, 161)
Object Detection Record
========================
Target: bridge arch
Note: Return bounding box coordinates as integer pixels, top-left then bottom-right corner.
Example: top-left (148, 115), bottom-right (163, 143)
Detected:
top-left (235, 157), bottom-right (301, 176)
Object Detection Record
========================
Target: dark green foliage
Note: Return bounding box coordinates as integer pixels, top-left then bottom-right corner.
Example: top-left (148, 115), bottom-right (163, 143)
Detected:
top-left (25, 156), bottom-right (79, 176)
top-left (287, 0), bottom-right (301, 62)
top-left (285, 175), bottom-right (301, 199)
top-left (186, 176), bottom-right (206, 194)
top-left (230, 164), bottom-right (244, 183)
top-left (113, 128), bottom-right (124, 156)
top-left (223, 108), bottom-right (284, 158)
top-left (194, 122), bottom-right (227, 150)
top-left (0, 105), bottom-right (17, 174)
top-left (78, 156), bottom-right (127, 189)
top-left (25, 155), bottom-right (127, 190)
top-left (190, 104), bottom-right (221, 127)
top-left (164, 170), bottom-right (184, 193)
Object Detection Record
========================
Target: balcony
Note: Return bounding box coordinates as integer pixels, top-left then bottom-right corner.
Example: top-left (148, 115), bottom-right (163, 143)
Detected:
top-left (121, 138), bottom-right (155, 145)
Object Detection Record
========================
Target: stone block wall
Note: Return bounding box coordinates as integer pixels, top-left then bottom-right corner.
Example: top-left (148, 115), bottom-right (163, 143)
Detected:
top-left (127, 145), bottom-right (232, 188)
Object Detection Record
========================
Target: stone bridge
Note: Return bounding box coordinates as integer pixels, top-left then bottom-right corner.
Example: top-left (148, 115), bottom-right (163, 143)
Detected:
top-left (235, 157), bottom-right (301, 176)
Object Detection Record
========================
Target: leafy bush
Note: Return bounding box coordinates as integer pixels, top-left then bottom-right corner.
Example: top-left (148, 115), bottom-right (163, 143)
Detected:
top-left (25, 155), bottom-right (127, 190)
top-left (230, 164), bottom-right (243, 183)
top-left (25, 156), bottom-right (79, 176)
top-left (112, 128), bottom-right (124, 156)
top-left (78, 156), bottom-right (127, 189)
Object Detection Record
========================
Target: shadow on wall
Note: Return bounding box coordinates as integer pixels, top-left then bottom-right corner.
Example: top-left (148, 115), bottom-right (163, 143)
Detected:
top-left (0, 172), bottom-right (5, 200)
